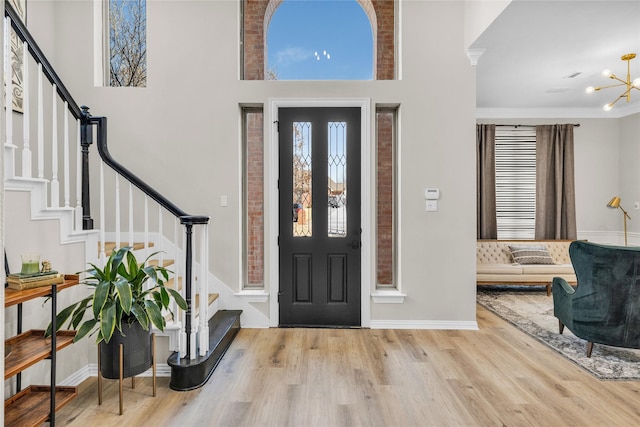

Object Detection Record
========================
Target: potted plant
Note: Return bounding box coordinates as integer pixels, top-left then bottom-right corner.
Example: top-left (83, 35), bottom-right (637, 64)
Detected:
top-left (47, 246), bottom-right (188, 378)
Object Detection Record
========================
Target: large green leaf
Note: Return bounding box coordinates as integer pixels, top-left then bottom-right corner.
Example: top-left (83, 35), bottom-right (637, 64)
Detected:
top-left (143, 265), bottom-right (158, 285)
top-left (166, 287), bottom-right (188, 310)
top-left (71, 297), bottom-right (92, 329)
top-left (92, 280), bottom-right (111, 319)
top-left (152, 291), bottom-right (163, 307)
top-left (159, 287), bottom-right (170, 308)
top-left (131, 302), bottom-right (150, 330)
top-left (74, 318), bottom-right (98, 342)
top-left (114, 276), bottom-right (132, 314)
top-left (144, 300), bottom-right (164, 331)
top-left (100, 301), bottom-right (117, 343)
top-left (126, 250), bottom-right (138, 277)
top-left (45, 302), bottom-right (78, 337)
top-left (83, 263), bottom-right (105, 282)
top-left (109, 247), bottom-right (127, 280)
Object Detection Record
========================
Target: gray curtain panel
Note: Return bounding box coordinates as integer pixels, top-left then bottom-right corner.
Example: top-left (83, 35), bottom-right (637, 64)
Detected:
top-left (476, 124), bottom-right (497, 239)
top-left (535, 124), bottom-right (577, 240)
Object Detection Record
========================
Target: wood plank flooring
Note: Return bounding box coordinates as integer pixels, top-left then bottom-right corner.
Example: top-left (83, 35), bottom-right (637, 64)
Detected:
top-left (54, 305), bottom-right (640, 426)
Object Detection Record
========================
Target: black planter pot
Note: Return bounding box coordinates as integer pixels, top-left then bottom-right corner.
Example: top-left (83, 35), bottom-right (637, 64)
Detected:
top-left (99, 321), bottom-right (152, 379)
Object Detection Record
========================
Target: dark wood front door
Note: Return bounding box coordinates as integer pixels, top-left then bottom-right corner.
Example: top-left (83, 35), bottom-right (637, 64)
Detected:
top-left (278, 107), bottom-right (361, 327)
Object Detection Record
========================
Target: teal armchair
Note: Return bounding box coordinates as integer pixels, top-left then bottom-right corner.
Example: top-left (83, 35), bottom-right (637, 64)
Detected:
top-left (553, 240), bottom-right (640, 357)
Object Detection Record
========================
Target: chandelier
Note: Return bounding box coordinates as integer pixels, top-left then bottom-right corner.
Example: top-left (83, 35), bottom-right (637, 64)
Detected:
top-left (586, 53), bottom-right (640, 111)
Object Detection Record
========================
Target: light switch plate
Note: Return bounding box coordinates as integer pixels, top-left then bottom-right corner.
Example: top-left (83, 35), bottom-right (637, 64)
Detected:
top-left (221, 195), bottom-right (228, 207)
top-left (426, 200), bottom-right (438, 212)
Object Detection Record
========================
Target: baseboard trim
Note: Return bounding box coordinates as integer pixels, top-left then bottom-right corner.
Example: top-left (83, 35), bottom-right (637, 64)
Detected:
top-left (370, 320), bottom-right (479, 330)
top-left (60, 363), bottom-right (172, 387)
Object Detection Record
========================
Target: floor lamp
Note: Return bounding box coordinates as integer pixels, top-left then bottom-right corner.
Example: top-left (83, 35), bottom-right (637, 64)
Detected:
top-left (607, 196), bottom-right (631, 246)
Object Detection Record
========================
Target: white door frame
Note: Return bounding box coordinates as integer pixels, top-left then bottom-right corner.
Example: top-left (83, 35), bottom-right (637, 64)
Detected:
top-left (267, 98), bottom-right (372, 327)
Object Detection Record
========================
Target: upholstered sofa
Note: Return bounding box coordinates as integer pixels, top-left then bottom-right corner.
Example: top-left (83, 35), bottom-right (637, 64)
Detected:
top-left (477, 239), bottom-right (577, 295)
top-left (553, 241), bottom-right (640, 357)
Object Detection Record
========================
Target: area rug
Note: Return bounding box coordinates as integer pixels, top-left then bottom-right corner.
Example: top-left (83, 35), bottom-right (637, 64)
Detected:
top-left (477, 286), bottom-right (640, 380)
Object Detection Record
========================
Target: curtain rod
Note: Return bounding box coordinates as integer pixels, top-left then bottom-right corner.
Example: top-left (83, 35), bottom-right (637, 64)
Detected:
top-left (493, 124), bottom-right (580, 127)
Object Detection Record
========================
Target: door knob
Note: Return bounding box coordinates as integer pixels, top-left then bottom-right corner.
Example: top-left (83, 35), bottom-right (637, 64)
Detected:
top-left (350, 240), bottom-right (361, 249)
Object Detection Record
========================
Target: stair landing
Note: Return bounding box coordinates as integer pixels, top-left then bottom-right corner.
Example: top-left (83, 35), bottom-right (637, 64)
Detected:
top-left (167, 310), bottom-right (242, 391)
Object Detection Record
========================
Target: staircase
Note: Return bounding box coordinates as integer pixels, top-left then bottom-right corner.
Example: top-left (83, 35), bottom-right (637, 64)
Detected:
top-left (3, 2), bottom-right (240, 390)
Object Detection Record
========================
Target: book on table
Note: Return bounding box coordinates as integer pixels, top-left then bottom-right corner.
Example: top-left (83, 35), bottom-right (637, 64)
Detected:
top-left (6, 271), bottom-right (65, 290)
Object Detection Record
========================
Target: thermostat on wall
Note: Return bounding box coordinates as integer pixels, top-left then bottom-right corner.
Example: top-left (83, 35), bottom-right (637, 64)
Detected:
top-left (425, 188), bottom-right (440, 200)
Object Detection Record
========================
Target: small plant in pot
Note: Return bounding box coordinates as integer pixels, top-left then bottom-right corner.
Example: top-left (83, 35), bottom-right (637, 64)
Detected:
top-left (47, 246), bottom-right (188, 378)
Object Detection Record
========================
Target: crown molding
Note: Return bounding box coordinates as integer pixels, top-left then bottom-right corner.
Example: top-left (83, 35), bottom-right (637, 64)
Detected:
top-left (466, 48), bottom-right (486, 66)
top-left (477, 104), bottom-right (640, 119)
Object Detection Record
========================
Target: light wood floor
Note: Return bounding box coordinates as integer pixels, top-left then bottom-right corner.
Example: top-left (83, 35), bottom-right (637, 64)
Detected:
top-left (54, 305), bottom-right (640, 426)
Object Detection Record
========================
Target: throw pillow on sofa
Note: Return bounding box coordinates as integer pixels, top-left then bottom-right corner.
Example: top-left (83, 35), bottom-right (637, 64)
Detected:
top-left (508, 245), bottom-right (555, 265)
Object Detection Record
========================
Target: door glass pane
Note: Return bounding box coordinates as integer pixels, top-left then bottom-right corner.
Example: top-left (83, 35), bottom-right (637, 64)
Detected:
top-left (293, 122), bottom-right (312, 237)
top-left (328, 122), bottom-right (347, 238)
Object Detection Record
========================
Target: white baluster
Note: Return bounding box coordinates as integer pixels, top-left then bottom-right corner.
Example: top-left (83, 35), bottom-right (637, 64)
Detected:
top-left (75, 121), bottom-right (82, 231)
top-left (189, 230), bottom-right (197, 360)
top-left (128, 182), bottom-right (134, 247)
top-left (21, 40), bottom-right (31, 177)
top-left (177, 219), bottom-right (185, 357)
top-left (63, 103), bottom-right (70, 207)
top-left (37, 64), bottom-right (44, 178)
top-left (115, 175), bottom-right (121, 250)
top-left (5, 19), bottom-right (14, 136)
top-left (99, 162), bottom-right (106, 263)
top-left (180, 227), bottom-right (187, 358)
top-left (4, 17), bottom-right (16, 179)
top-left (198, 224), bottom-right (209, 356)
top-left (158, 206), bottom-right (163, 266)
top-left (144, 195), bottom-right (149, 260)
top-left (50, 84), bottom-right (59, 207)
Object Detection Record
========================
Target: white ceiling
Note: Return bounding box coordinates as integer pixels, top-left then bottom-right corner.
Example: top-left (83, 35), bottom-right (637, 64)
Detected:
top-left (471, 0), bottom-right (640, 118)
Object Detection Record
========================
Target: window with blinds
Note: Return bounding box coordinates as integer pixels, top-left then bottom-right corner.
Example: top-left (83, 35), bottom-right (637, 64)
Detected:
top-left (495, 127), bottom-right (536, 240)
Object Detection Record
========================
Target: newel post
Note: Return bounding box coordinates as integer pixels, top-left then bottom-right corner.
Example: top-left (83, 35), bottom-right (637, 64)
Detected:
top-left (183, 221), bottom-right (195, 359)
top-left (80, 105), bottom-right (94, 230)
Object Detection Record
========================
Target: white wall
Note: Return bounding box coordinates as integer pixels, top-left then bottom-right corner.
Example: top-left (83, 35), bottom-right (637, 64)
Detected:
top-left (464, 0), bottom-right (511, 48)
top-left (619, 113), bottom-right (640, 238)
top-left (28, 0), bottom-right (478, 326)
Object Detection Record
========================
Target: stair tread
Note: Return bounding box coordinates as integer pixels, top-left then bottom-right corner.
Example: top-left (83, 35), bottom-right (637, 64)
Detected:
top-left (168, 310), bottom-right (241, 368)
top-left (102, 241), bottom-right (154, 253)
top-left (167, 310), bottom-right (242, 391)
top-left (166, 277), bottom-right (182, 290)
top-left (148, 259), bottom-right (174, 268)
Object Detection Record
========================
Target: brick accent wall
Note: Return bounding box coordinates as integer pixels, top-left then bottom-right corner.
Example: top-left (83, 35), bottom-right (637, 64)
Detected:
top-left (243, 0), bottom-right (395, 80)
top-left (246, 111), bottom-right (264, 285)
top-left (376, 111), bottom-right (394, 285)
top-left (371, 0), bottom-right (395, 80)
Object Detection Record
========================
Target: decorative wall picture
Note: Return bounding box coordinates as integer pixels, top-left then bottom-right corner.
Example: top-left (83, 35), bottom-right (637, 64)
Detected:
top-left (8, 0), bottom-right (26, 113)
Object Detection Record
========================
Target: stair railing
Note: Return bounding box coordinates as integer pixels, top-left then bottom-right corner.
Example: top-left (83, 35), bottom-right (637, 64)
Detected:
top-left (4, 2), bottom-right (209, 360)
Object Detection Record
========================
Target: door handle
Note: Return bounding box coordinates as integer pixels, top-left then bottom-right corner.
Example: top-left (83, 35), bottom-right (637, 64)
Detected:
top-left (350, 240), bottom-right (361, 250)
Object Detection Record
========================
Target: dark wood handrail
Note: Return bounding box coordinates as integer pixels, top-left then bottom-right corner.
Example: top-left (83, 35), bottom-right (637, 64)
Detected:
top-left (88, 112), bottom-right (209, 224)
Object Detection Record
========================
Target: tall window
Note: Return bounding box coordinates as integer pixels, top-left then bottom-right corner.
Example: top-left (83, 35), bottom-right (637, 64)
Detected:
top-left (243, 108), bottom-right (264, 288)
top-left (109, 0), bottom-right (147, 87)
top-left (376, 108), bottom-right (397, 287)
top-left (266, 0), bottom-right (373, 80)
top-left (495, 127), bottom-right (536, 239)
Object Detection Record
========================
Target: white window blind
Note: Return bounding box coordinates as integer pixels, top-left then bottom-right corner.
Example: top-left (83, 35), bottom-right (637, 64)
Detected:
top-left (495, 127), bottom-right (536, 240)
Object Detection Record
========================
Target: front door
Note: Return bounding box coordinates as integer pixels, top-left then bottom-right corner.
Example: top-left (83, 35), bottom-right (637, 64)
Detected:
top-left (278, 107), bottom-right (361, 327)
